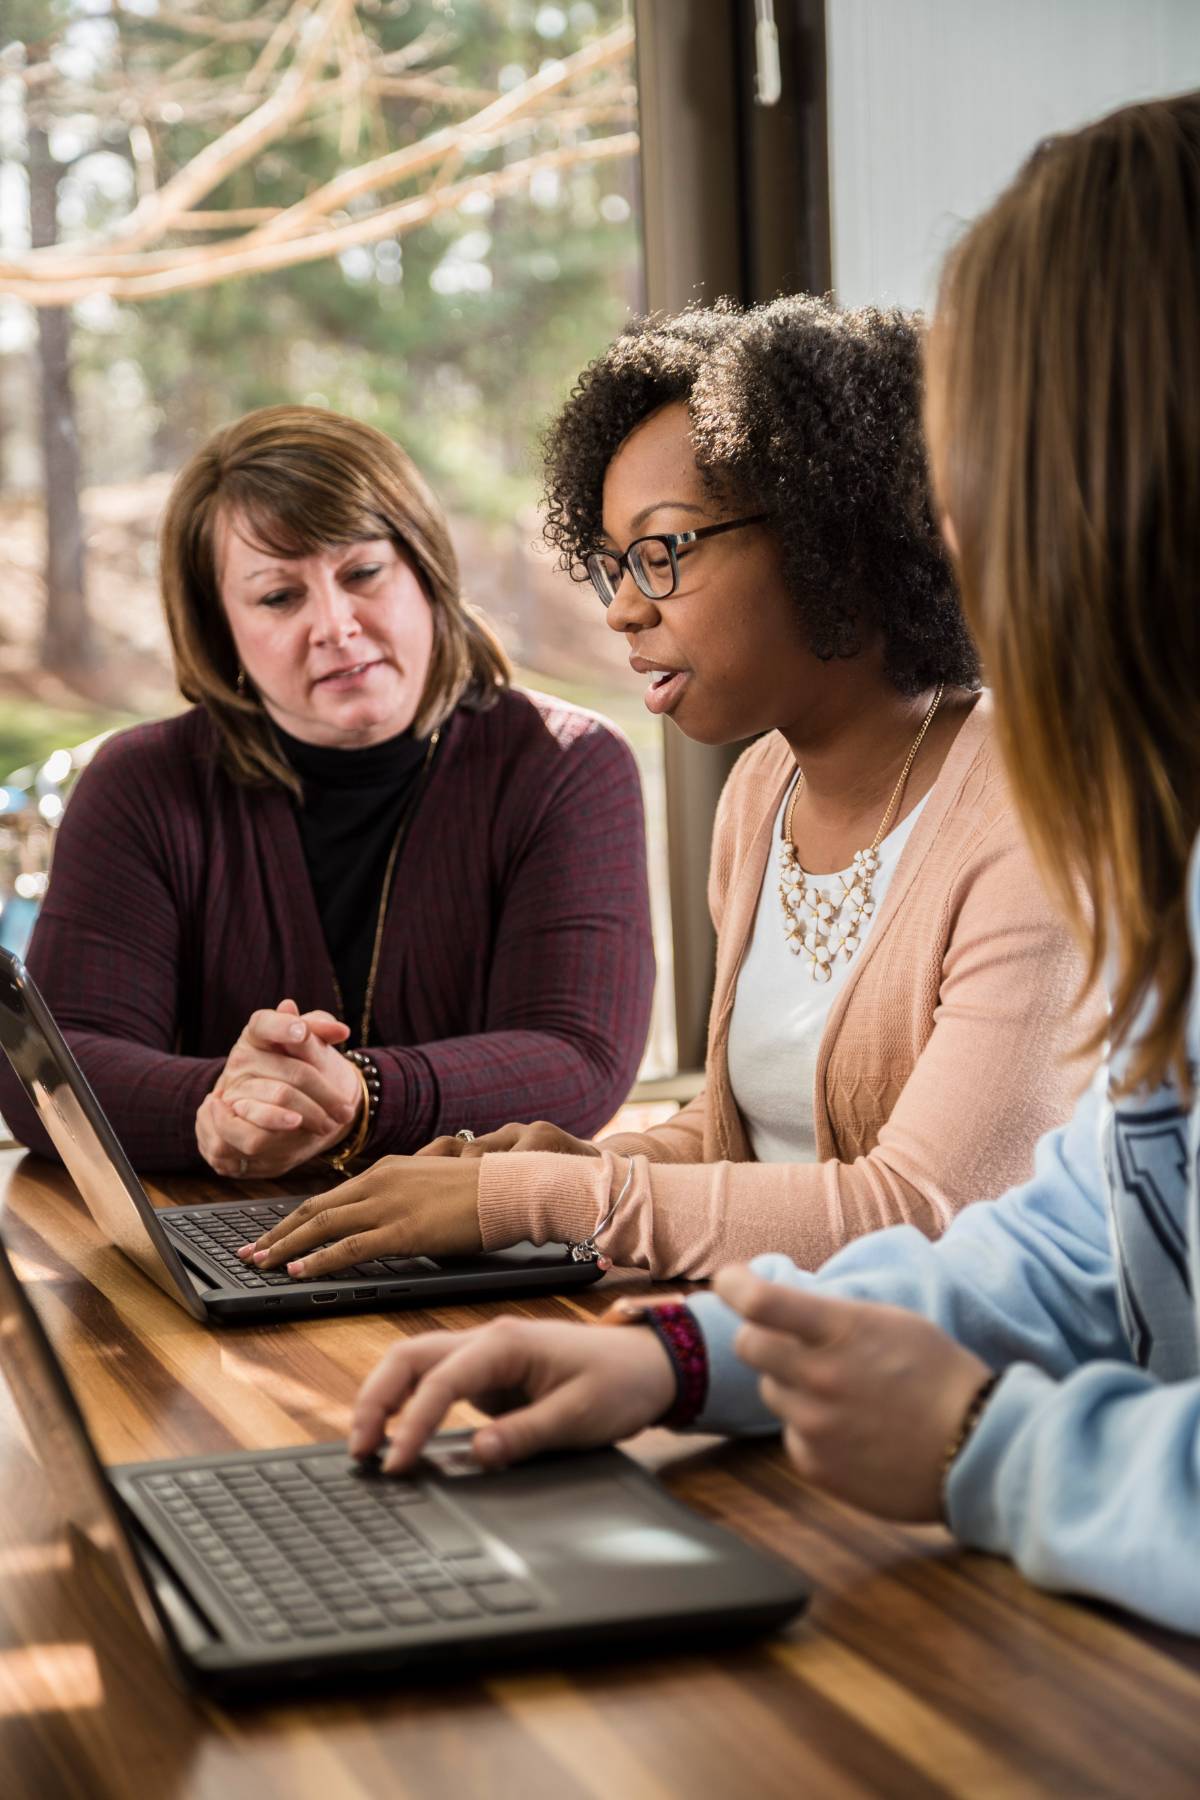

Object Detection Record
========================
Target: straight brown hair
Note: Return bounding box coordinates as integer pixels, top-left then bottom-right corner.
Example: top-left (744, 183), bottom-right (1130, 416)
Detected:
top-left (925, 92), bottom-right (1200, 1094)
top-left (160, 405), bottom-right (511, 793)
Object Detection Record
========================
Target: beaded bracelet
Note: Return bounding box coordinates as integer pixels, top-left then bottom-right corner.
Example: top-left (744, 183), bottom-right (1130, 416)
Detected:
top-left (641, 1302), bottom-right (709, 1427)
top-left (595, 1295), bottom-right (709, 1428)
top-left (939, 1369), bottom-right (1002, 1519)
top-left (326, 1049), bottom-right (381, 1174)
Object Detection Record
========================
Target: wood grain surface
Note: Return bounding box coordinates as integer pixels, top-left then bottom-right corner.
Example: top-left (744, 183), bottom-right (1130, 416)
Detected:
top-left (0, 1149), bottom-right (1197, 1800)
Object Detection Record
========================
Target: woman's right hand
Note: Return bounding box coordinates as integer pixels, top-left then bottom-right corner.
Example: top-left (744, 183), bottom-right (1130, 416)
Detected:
top-left (350, 1316), bottom-right (676, 1473)
top-left (415, 1120), bottom-right (602, 1160)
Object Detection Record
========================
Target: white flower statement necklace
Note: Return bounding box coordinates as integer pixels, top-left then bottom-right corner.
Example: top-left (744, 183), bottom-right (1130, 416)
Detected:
top-left (778, 684), bottom-right (944, 982)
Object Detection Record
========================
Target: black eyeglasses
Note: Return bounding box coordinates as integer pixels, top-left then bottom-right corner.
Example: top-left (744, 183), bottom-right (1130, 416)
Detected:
top-left (578, 513), bottom-right (769, 607)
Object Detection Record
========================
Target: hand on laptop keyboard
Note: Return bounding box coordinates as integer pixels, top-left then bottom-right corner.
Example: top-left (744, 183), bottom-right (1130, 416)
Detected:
top-left (348, 1317), bottom-right (678, 1475)
top-left (236, 1156), bottom-right (484, 1278)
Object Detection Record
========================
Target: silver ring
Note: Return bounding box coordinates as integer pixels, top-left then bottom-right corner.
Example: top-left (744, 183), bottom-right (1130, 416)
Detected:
top-left (454, 1129), bottom-right (476, 1143)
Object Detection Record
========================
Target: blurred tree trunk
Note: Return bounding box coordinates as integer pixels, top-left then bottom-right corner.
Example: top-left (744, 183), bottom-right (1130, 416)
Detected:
top-left (27, 119), bottom-right (96, 678)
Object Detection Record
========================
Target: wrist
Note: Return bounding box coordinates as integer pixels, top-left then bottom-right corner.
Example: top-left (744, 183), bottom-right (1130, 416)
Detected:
top-left (476, 1149), bottom-right (600, 1251)
top-left (939, 1368), bottom-right (1002, 1521)
top-left (326, 1052), bottom-right (380, 1172)
top-left (596, 1296), bottom-right (709, 1428)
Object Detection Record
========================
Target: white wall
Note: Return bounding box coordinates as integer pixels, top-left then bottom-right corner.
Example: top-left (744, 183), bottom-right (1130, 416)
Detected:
top-left (827, 0), bottom-right (1200, 310)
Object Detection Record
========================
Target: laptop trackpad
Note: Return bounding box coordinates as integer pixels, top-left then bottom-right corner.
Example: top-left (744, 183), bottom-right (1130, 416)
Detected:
top-left (472, 1473), bottom-right (723, 1574)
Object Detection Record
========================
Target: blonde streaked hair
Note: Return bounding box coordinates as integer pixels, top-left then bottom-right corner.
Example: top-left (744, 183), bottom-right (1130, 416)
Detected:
top-left (925, 91), bottom-right (1200, 1094)
top-left (160, 404), bottom-right (511, 793)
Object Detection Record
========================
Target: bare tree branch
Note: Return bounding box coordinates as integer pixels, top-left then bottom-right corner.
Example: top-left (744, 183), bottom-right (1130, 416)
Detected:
top-left (0, 14), bottom-right (637, 305)
top-left (241, 20), bottom-right (632, 249)
top-left (127, 121), bottom-right (157, 202)
top-left (171, 208), bottom-right (282, 229)
top-left (244, 0), bottom-right (316, 97)
top-left (0, 96), bottom-right (627, 281)
top-left (118, 4), bottom-right (288, 45)
top-left (100, 0), bottom-right (356, 254)
top-left (6, 133), bottom-right (638, 303)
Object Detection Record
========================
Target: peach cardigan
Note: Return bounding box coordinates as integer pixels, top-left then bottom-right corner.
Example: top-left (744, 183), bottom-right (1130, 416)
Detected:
top-left (478, 694), bottom-right (1102, 1278)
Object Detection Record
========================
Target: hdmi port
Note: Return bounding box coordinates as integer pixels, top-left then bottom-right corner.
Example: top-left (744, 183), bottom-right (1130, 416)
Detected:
top-left (353, 1287), bottom-right (378, 1299)
top-left (311, 1292), bottom-right (338, 1304)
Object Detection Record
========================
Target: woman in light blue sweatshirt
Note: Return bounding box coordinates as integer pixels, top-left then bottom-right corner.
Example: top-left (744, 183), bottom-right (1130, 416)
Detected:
top-left (349, 90), bottom-right (1200, 1635)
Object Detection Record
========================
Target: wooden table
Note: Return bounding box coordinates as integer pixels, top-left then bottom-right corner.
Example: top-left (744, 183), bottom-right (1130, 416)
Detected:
top-left (0, 1152), bottom-right (1197, 1800)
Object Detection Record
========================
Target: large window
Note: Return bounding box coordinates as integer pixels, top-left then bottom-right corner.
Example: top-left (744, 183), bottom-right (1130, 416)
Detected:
top-left (0, 0), bottom-right (677, 1076)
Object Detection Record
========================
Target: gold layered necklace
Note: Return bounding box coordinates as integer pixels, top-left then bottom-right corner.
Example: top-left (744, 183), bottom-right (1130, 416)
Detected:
top-left (778, 685), bottom-right (943, 983)
top-left (330, 726), bottom-right (441, 1045)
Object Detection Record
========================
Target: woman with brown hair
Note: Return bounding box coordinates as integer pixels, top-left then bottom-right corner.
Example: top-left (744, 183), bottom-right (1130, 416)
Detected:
top-left (0, 405), bottom-right (654, 1173)
top-left (342, 92), bottom-right (1200, 1632)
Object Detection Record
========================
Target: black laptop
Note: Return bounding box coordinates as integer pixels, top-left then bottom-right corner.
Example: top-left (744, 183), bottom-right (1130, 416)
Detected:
top-left (0, 1214), bottom-right (809, 1696)
top-left (0, 949), bottom-right (602, 1321)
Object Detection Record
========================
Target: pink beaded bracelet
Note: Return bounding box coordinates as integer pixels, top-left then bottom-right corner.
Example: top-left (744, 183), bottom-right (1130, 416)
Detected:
top-left (596, 1295), bottom-right (709, 1428)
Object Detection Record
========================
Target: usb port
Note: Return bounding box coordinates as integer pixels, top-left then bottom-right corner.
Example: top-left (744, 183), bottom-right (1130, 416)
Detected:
top-left (311, 1292), bottom-right (337, 1304)
top-left (353, 1287), bottom-right (378, 1299)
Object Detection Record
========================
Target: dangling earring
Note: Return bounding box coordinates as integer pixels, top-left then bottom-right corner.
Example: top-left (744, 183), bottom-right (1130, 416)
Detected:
top-left (236, 667), bottom-right (247, 696)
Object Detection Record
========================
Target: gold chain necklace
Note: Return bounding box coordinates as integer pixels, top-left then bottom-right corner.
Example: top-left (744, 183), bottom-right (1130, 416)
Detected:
top-left (778, 684), bottom-right (943, 982)
top-left (330, 726), bottom-right (440, 1045)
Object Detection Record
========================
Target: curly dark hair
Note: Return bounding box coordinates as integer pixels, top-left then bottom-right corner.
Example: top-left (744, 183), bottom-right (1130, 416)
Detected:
top-left (542, 295), bottom-right (979, 696)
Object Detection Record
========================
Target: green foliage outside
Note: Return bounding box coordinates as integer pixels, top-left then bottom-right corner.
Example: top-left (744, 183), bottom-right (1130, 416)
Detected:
top-left (0, 700), bottom-right (139, 782)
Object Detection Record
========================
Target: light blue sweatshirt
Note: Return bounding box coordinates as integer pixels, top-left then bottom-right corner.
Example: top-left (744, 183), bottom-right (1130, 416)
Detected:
top-left (688, 858), bottom-right (1200, 1634)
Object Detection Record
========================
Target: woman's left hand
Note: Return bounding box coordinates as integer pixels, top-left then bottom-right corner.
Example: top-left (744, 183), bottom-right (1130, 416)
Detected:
top-left (714, 1264), bottom-right (992, 1523)
top-left (237, 1156), bottom-right (484, 1277)
top-left (416, 1120), bottom-right (601, 1160)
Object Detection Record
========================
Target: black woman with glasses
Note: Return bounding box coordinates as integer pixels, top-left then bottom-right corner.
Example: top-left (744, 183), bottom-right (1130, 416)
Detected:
top-left (244, 297), bottom-right (1102, 1287)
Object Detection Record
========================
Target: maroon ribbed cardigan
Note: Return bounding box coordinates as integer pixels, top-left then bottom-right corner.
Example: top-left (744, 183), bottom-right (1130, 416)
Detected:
top-left (0, 690), bottom-right (654, 1171)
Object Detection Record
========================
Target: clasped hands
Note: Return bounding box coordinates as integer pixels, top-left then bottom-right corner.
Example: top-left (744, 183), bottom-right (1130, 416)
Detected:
top-left (196, 998), bottom-right (362, 1178)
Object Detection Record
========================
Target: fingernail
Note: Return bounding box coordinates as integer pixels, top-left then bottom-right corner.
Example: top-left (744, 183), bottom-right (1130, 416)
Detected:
top-left (347, 1428), bottom-right (365, 1456)
top-left (382, 1445), bottom-right (405, 1474)
top-left (475, 1429), bottom-right (504, 1465)
top-left (252, 1249), bottom-right (270, 1264)
top-left (287, 1260), bottom-right (305, 1276)
top-left (236, 1244), bottom-right (253, 1259)
top-left (289, 1022), bottom-right (305, 1042)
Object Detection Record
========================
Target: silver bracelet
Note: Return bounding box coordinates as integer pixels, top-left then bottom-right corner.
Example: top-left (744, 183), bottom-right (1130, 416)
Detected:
top-left (569, 1159), bottom-right (634, 1264)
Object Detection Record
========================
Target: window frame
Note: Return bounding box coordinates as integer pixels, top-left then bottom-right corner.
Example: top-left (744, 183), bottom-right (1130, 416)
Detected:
top-left (631, 0), bottom-right (831, 1072)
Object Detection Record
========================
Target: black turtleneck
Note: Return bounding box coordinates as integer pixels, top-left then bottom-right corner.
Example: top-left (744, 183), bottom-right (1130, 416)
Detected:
top-left (276, 724), bottom-right (433, 1046)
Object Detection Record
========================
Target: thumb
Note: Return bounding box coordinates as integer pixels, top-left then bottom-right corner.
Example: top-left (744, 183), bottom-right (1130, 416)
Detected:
top-left (713, 1264), bottom-right (840, 1346)
top-left (303, 1009), bottom-right (351, 1044)
top-left (472, 1379), bottom-right (592, 1469)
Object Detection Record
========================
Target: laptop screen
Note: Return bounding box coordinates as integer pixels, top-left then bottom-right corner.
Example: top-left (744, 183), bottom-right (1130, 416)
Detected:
top-left (0, 1218), bottom-right (177, 1666)
top-left (0, 951), bottom-right (205, 1317)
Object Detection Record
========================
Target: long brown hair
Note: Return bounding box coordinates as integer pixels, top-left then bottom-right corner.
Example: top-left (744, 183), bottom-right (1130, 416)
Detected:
top-left (925, 92), bottom-right (1200, 1094)
top-left (160, 404), bottom-right (511, 793)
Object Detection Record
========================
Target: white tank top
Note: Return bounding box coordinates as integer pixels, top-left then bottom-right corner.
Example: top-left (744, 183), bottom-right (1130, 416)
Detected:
top-left (726, 791), bottom-right (928, 1163)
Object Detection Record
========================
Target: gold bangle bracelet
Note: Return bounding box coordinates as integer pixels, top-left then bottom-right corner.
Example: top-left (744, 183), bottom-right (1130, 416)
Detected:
top-left (325, 1061), bottom-right (372, 1174)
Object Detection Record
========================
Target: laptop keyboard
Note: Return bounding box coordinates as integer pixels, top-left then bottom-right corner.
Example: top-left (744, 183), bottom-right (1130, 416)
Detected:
top-left (137, 1455), bottom-right (541, 1644)
top-left (164, 1202), bottom-right (431, 1289)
